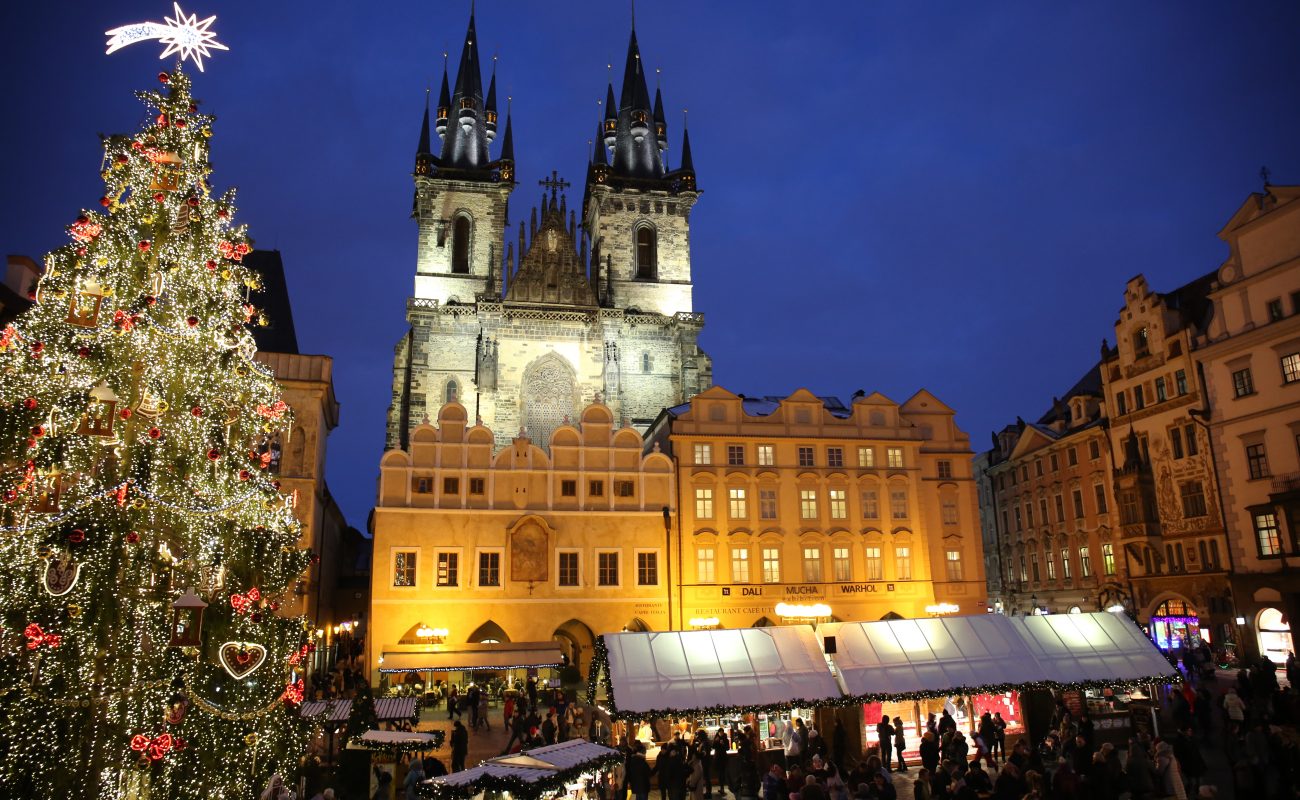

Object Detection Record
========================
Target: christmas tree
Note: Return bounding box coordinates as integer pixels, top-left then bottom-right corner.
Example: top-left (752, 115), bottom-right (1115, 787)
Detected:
top-left (0, 65), bottom-right (312, 799)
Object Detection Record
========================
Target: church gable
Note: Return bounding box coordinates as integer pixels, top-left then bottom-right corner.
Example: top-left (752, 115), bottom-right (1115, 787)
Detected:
top-left (506, 181), bottom-right (597, 307)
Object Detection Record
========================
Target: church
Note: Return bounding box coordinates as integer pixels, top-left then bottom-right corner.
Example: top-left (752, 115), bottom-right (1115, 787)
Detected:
top-left (385, 10), bottom-right (712, 452)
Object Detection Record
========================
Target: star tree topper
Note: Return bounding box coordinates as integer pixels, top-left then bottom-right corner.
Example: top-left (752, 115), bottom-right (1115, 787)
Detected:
top-left (105, 3), bottom-right (229, 72)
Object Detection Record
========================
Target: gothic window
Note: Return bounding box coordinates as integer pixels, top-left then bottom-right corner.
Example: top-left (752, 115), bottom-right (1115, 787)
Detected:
top-left (521, 354), bottom-right (577, 451)
top-left (635, 225), bottom-right (656, 280)
top-left (452, 215), bottom-right (471, 274)
top-left (445, 380), bottom-right (459, 405)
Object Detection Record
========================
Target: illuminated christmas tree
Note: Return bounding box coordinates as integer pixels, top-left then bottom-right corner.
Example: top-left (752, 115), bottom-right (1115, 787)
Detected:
top-left (0, 63), bottom-right (312, 799)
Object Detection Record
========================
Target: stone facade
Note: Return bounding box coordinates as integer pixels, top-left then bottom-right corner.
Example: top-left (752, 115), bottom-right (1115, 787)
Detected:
top-left (1196, 185), bottom-right (1300, 663)
top-left (646, 386), bottom-right (986, 628)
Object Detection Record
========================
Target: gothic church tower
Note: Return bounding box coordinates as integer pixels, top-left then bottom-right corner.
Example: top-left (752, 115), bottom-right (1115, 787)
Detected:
top-left (387, 10), bottom-right (710, 451)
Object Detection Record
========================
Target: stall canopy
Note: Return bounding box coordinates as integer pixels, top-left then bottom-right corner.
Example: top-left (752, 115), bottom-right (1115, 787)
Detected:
top-left (299, 696), bottom-right (419, 723)
top-left (380, 642), bottom-right (565, 674)
top-left (421, 739), bottom-right (620, 799)
top-left (822, 611), bottom-right (1178, 700)
top-left (346, 729), bottom-right (444, 753)
top-left (595, 625), bottom-right (842, 718)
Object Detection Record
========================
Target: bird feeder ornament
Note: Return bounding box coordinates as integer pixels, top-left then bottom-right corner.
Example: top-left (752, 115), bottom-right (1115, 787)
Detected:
top-left (149, 151), bottom-right (184, 192)
top-left (66, 277), bottom-right (107, 328)
top-left (169, 587), bottom-right (207, 648)
top-left (78, 381), bottom-right (121, 438)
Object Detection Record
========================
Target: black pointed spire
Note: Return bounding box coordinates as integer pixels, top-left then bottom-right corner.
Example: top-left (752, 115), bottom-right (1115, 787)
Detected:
top-left (592, 121), bottom-right (608, 166)
top-left (499, 106), bottom-right (514, 163)
top-left (485, 64), bottom-right (499, 143)
top-left (653, 86), bottom-right (667, 151)
top-left (440, 10), bottom-right (492, 170)
top-left (619, 29), bottom-right (652, 112)
top-left (417, 89), bottom-right (431, 156)
top-left (679, 126), bottom-right (694, 173)
top-left (436, 57), bottom-right (451, 138)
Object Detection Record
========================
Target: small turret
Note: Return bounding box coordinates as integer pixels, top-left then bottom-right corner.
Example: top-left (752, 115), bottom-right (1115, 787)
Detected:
top-left (497, 105), bottom-right (515, 182)
top-left (415, 89), bottom-right (433, 176)
top-left (676, 125), bottom-right (696, 191)
top-left (653, 87), bottom-right (668, 152)
top-left (485, 65), bottom-right (498, 142)
top-left (435, 58), bottom-right (450, 138)
top-left (602, 84), bottom-right (617, 151)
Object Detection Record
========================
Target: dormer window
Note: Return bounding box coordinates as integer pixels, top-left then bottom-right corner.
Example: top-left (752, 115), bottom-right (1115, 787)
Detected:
top-left (631, 110), bottom-right (648, 124)
top-left (459, 98), bottom-right (475, 110)
top-left (1133, 327), bottom-right (1149, 358)
top-left (486, 110), bottom-right (497, 124)
top-left (604, 119), bottom-right (616, 133)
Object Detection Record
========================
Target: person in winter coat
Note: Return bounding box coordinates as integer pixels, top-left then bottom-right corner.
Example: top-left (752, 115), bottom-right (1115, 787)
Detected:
top-left (919, 731), bottom-right (940, 775)
top-left (450, 720), bottom-right (469, 772)
top-left (1155, 742), bottom-right (1186, 800)
top-left (1170, 728), bottom-right (1204, 797)
top-left (763, 765), bottom-right (787, 800)
top-left (876, 716), bottom-right (895, 773)
top-left (1122, 740), bottom-right (1155, 800)
top-left (687, 747), bottom-right (707, 800)
top-left (624, 744), bottom-right (653, 800)
top-left (913, 768), bottom-right (933, 800)
top-left (713, 728), bottom-right (731, 798)
top-left (892, 717), bottom-right (908, 772)
top-left (938, 710), bottom-right (956, 737)
top-left (1222, 687), bottom-right (1246, 724)
top-left (403, 759), bottom-right (425, 800)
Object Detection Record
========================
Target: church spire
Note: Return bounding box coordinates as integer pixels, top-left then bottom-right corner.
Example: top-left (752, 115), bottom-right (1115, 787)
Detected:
top-left (606, 26), bottom-right (663, 179)
top-left (499, 102), bottom-right (514, 163)
top-left (485, 60), bottom-right (499, 142)
top-left (653, 85), bottom-right (668, 153)
top-left (439, 9), bottom-right (493, 171)
top-left (435, 55), bottom-right (451, 138)
top-left (592, 120), bottom-right (608, 166)
top-left (415, 89), bottom-right (433, 176)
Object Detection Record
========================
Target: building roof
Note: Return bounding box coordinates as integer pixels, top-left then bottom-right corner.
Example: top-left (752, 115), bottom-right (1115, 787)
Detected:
top-left (663, 393), bottom-right (856, 421)
top-left (245, 249), bottom-right (300, 355)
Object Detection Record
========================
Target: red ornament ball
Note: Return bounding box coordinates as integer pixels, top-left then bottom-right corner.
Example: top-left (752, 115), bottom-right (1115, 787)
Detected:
top-left (186, 316), bottom-right (199, 327)
top-left (31, 426), bottom-right (45, 437)
top-left (26, 290), bottom-right (36, 301)
top-left (76, 247), bottom-right (87, 257)
top-left (153, 192), bottom-right (165, 203)
top-left (207, 449), bottom-right (221, 461)
top-left (3, 490), bottom-right (16, 503)
top-left (138, 241), bottom-right (151, 252)
top-left (115, 154), bottom-right (129, 165)
top-left (174, 119), bottom-right (187, 129)
top-left (249, 612), bottom-right (262, 623)
top-left (145, 296), bottom-right (157, 306)
top-left (148, 427), bottom-right (163, 440)
top-left (30, 341), bottom-right (44, 355)
top-left (77, 347), bottom-right (90, 358)
top-left (158, 72), bottom-right (170, 84)
top-left (187, 197), bottom-right (199, 207)
top-left (269, 601), bottom-right (280, 612)
top-left (75, 215), bottom-right (89, 225)
top-left (23, 397), bottom-right (37, 410)
top-left (68, 529), bottom-right (86, 544)
top-left (126, 531), bottom-right (141, 544)
top-left (99, 196), bottom-right (112, 208)
top-left (25, 437), bottom-right (37, 449)
top-left (271, 480), bottom-right (281, 490)
top-left (120, 408), bottom-right (133, 420)
top-left (156, 114), bottom-right (169, 128)
top-left (191, 406), bottom-right (203, 417)
top-left (239, 470), bottom-right (251, 481)
top-left (216, 210), bottom-right (229, 220)
top-left (131, 141), bottom-right (144, 152)
top-left (205, 260), bottom-right (217, 270)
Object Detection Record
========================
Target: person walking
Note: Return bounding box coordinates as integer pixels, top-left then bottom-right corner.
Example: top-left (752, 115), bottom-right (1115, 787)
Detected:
top-left (992, 713), bottom-right (1007, 762)
top-left (687, 747), bottom-right (706, 800)
top-left (447, 685), bottom-right (460, 721)
top-left (624, 743), bottom-right (652, 800)
top-left (1155, 741), bottom-right (1186, 800)
top-left (892, 717), bottom-right (908, 772)
top-left (403, 759), bottom-right (425, 800)
top-left (713, 727), bottom-right (731, 798)
top-left (450, 720), bottom-right (468, 773)
top-left (876, 716), bottom-right (894, 773)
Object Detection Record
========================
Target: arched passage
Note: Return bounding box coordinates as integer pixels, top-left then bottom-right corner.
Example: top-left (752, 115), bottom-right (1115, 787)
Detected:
top-left (467, 620), bottom-right (510, 644)
top-left (881, 612), bottom-right (904, 621)
top-left (625, 618), bottom-right (652, 633)
top-left (553, 619), bottom-right (595, 677)
top-left (752, 616), bottom-right (776, 628)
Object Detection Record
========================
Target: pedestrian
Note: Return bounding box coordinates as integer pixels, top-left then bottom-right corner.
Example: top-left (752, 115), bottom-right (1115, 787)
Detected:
top-left (625, 743), bottom-right (652, 800)
top-left (992, 712), bottom-right (1006, 762)
top-left (914, 768), bottom-right (932, 800)
top-left (938, 710), bottom-right (956, 738)
top-left (713, 727), bottom-right (731, 797)
top-left (876, 716), bottom-right (894, 773)
top-left (919, 730), bottom-right (939, 775)
top-left (542, 711), bottom-right (558, 745)
top-left (403, 758), bottom-right (425, 800)
top-left (1155, 742), bottom-right (1186, 800)
top-left (687, 747), bottom-right (706, 800)
top-left (764, 765), bottom-right (787, 800)
top-left (447, 685), bottom-right (460, 721)
top-left (1170, 727), bottom-right (1205, 797)
top-left (372, 766), bottom-right (393, 800)
top-left (1122, 739), bottom-right (1154, 800)
top-left (1222, 687), bottom-right (1246, 724)
top-left (694, 728), bottom-right (714, 798)
top-left (892, 717), bottom-right (908, 772)
top-left (450, 719), bottom-right (468, 772)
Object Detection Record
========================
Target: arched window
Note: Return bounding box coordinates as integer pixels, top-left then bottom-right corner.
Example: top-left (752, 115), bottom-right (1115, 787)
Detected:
top-left (452, 216), bottom-right (471, 274)
top-left (635, 225), bottom-right (656, 280)
top-left (445, 380), bottom-right (458, 404)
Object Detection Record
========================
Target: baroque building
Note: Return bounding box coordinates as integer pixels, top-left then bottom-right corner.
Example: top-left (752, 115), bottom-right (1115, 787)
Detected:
top-left (1196, 184), bottom-right (1300, 663)
top-left (386, 11), bottom-right (711, 453)
top-left (646, 386), bottom-right (986, 628)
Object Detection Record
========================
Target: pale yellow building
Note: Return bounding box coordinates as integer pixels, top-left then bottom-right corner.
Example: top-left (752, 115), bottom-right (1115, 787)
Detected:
top-left (645, 387), bottom-right (986, 628)
top-left (367, 401), bottom-right (676, 681)
top-left (1196, 184), bottom-right (1300, 664)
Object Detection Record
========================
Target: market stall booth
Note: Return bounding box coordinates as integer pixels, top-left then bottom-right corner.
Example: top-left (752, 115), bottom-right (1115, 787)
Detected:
top-left (350, 729), bottom-right (446, 800)
top-left (420, 739), bottom-right (621, 800)
top-left (378, 641), bottom-right (567, 702)
top-left (301, 696), bottom-right (422, 768)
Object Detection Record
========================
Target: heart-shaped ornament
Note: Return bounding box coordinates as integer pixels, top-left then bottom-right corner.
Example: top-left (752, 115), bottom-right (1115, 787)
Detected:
top-left (218, 642), bottom-right (267, 679)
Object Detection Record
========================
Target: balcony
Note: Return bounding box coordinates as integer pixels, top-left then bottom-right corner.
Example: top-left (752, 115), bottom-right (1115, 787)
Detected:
top-left (1271, 472), bottom-right (1300, 502)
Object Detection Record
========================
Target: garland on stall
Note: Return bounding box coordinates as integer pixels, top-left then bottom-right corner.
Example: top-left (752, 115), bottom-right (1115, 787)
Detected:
top-left (343, 729), bottom-right (445, 755)
top-left (419, 751), bottom-right (622, 800)
top-left (587, 635), bottom-right (1177, 723)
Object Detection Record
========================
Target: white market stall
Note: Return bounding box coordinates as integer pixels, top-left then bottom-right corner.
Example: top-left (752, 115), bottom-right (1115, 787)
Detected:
top-left (591, 625), bottom-right (843, 719)
top-left (421, 739), bottom-right (621, 800)
top-left (1010, 612), bottom-right (1178, 686)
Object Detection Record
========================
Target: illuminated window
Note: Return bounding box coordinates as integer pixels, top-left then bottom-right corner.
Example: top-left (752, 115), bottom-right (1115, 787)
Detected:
top-left (1255, 512), bottom-right (1281, 557)
top-left (827, 448), bottom-right (844, 468)
top-left (798, 446), bottom-right (815, 467)
top-left (865, 546), bottom-right (883, 580)
top-left (757, 444), bottom-right (775, 466)
top-left (696, 548), bottom-right (716, 583)
top-left (445, 380), bottom-right (459, 404)
top-left (436, 552), bottom-right (458, 587)
top-left (393, 551), bottom-right (417, 587)
top-left (1079, 546), bottom-right (1092, 578)
top-left (635, 225), bottom-right (656, 279)
top-left (727, 444), bottom-right (745, 466)
top-left (761, 547), bottom-right (781, 583)
top-left (693, 443), bottom-right (712, 465)
top-left (695, 487), bottom-right (714, 519)
top-left (858, 447), bottom-right (875, 468)
top-left (731, 547), bottom-right (751, 583)
top-left (1061, 548), bottom-right (1072, 579)
top-left (1045, 550), bottom-right (1056, 581)
top-left (800, 489), bottom-right (818, 519)
top-left (833, 547), bottom-right (852, 582)
top-left (451, 216), bottom-right (471, 274)
top-left (759, 489), bottom-right (777, 520)
top-left (802, 547), bottom-right (822, 582)
top-left (945, 550), bottom-right (962, 581)
top-left (895, 546), bottom-right (912, 581)
top-left (1101, 542), bottom-right (1116, 576)
top-left (1018, 555), bottom-right (1027, 584)
top-left (729, 487), bottom-right (748, 519)
top-left (478, 552), bottom-right (500, 587)
top-left (1283, 352), bottom-right (1300, 384)
top-left (829, 488), bottom-right (847, 520)
top-left (887, 448), bottom-right (904, 469)
top-left (558, 552), bottom-right (580, 586)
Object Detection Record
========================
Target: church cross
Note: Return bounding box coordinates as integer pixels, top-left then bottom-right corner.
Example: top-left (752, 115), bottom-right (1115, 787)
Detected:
top-left (539, 170), bottom-right (570, 195)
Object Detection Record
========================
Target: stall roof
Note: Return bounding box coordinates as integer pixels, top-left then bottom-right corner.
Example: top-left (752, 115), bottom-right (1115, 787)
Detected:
top-left (346, 729), bottom-right (443, 751)
top-left (1011, 612), bottom-right (1177, 685)
top-left (380, 642), bottom-right (565, 674)
top-left (598, 626), bottom-right (842, 718)
top-left (819, 614), bottom-right (1046, 699)
top-left (299, 696), bottom-right (418, 722)
top-left (821, 612), bottom-right (1177, 700)
top-left (422, 739), bottom-right (620, 798)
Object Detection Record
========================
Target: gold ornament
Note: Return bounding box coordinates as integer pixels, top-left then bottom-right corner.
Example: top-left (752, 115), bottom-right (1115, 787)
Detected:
top-left (66, 604), bottom-right (82, 618)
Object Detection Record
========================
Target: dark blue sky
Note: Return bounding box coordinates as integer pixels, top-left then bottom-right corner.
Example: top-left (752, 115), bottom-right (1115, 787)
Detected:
top-left (3, 2), bottom-right (1297, 530)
